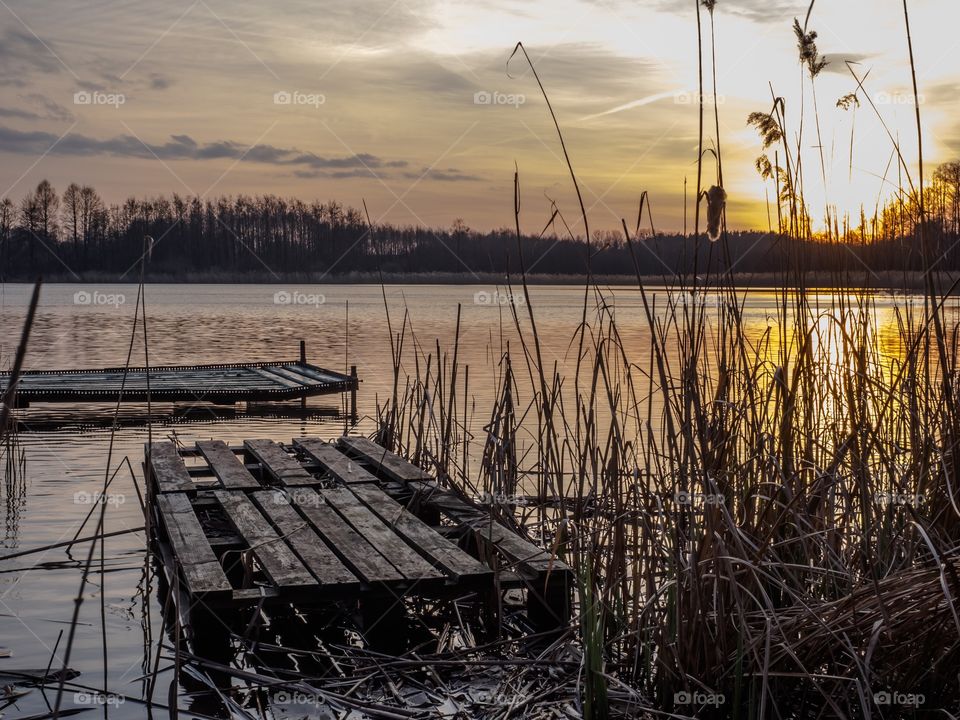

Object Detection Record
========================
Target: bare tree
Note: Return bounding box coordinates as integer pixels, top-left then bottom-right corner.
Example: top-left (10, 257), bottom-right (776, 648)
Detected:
top-left (63, 182), bottom-right (82, 251)
top-left (32, 179), bottom-right (60, 244)
top-left (0, 197), bottom-right (13, 274)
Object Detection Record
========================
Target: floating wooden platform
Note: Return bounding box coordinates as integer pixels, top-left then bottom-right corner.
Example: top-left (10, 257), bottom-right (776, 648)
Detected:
top-left (146, 436), bottom-right (572, 642)
top-left (1, 360), bottom-right (357, 406)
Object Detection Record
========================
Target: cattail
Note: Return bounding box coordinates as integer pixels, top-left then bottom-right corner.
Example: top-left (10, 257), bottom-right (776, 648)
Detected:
top-left (706, 185), bottom-right (726, 241)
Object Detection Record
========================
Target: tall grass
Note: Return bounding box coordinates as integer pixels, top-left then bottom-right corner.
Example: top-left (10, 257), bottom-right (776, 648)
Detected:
top-left (372, 2), bottom-right (960, 716)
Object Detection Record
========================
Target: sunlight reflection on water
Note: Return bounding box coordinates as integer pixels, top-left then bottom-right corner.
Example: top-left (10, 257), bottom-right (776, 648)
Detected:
top-left (0, 282), bottom-right (955, 716)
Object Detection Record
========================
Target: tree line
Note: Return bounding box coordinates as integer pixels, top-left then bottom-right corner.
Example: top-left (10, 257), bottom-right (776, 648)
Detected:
top-left (2, 173), bottom-right (959, 281)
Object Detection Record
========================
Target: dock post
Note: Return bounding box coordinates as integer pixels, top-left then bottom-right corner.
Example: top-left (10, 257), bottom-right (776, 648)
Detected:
top-left (527, 571), bottom-right (573, 634)
top-left (299, 340), bottom-right (307, 410)
top-left (350, 365), bottom-right (358, 425)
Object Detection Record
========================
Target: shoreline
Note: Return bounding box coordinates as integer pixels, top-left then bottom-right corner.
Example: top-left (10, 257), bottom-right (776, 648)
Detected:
top-left (2, 270), bottom-right (959, 290)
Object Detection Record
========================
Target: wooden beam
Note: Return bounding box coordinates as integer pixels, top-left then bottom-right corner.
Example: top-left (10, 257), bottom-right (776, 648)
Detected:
top-left (197, 440), bottom-right (261, 490)
top-left (243, 439), bottom-right (318, 486)
top-left (156, 493), bottom-right (231, 596)
top-left (319, 486), bottom-right (446, 585)
top-left (348, 483), bottom-right (492, 584)
top-left (250, 489), bottom-right (359, 590)
top-left (147, 441), bottom-right (194, 493)
top-left (214, 490), bottom-right (317, 588)
top-left (287, 488), bottom-right (404, 585)
top-left (337, 436), bottom-right (433, 483)
top-left (294, 438), bottom-right (377, 484)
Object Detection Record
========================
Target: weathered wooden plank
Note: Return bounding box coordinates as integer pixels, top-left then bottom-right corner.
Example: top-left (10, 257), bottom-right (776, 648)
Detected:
top-left (338, 436), bottom-right (433, 483)
top-left (288, 488), bottom-right (404, 585)
top-left (294, 438), bottom-right (377, 484)
top-left (284, 364), bottom-right (347, 384)
top-left (348, 483), bottom-right (492, 583)
top-left (260, 365), bottom-right (319, 387)
top-left (406, 481), bottom-right (563, 574)
top-left (156, 493), bottom-right (231, 595)
top-left (251, 489), bottom-right (359, 589)
top-left (197, 440), bottom-right (262, 490)
top-left (243, 439), bottom-right (318, 486)
top-left (147, 441), bottom-right (195, 493)
top-left (319, 487), bottom-right (445, 583)
top-left (248, 366), bottom-right (303, 389)
top-left (213, 490), bottom-right (316, 588)
top-left (336, 437), bottom-right (567, 576)
top-left (2, 361), bottom-right (355, 404)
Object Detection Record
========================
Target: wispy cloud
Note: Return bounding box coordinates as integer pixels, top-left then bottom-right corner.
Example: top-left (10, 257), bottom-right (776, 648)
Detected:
top-left (0, 29), bottom-right (63, 85)
top-left (579, 89), bottom-right (683, 121)
top-left (0, 125), bottom-right (409, 172)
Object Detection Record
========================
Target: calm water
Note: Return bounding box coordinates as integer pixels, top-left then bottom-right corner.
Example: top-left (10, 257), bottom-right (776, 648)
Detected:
top-left (0, 282), bottom-right (939, 717)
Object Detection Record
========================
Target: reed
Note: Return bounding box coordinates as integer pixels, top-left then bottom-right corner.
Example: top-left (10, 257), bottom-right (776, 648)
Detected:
top-left (373, 2), bottom-right (960, 716)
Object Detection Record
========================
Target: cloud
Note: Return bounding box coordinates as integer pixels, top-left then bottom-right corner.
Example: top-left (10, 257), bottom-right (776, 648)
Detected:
top-left (0, 108), bottom-right (41, 120)
top-left (149, 73), bottom-right (172, 90)
top-left (0, 29), bottom-right (64, 85)
top-left (0, 94), bottom-right (73, 121)
top-left (293, 169), bottom-right (382, 179)
top-left (821, 53), bottom-right (873, 75)
top-left (403, 167), bottom-right (483, 182)
top-left (506, 44), bottom-right (660, 100)
top-left (579, 89), bottom-right (683, 121)
top-left (221, 0), bottom-right (439, 48)
top-left (0, 125), bottom-right (413, 174)
top-left (652, 0), bottom-right (807, 24)
top-left (21, 93), bottom-right (74, 121)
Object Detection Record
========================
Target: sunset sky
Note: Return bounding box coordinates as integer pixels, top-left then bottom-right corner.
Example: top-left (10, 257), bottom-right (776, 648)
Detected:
top-left (0, 0), bottom-right (957, 234)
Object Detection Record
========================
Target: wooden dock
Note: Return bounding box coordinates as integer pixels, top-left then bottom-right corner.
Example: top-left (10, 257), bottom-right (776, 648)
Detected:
top-left (146, 435), bottom-right (572, 645)
top-left (1, 359), bottom-right (357, 407)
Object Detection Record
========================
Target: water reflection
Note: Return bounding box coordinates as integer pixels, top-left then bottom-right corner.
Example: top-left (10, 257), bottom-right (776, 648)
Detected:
top-left (1, 283), bottom-right (958, 717)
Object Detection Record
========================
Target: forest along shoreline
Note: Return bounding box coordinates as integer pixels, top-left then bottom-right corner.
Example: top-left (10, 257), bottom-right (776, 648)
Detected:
top-left (2, 270), bottom-right (960, 289)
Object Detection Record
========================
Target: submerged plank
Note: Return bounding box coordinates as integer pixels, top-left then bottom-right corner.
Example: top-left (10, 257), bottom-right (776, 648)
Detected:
top-left (147, 441), bottom-right (194, 493)
top-left (197, 440), bottom-right (261, 490)
top-left (294, 438), bottom-right (377, 484)
top-left (244, 439), bottom-right (318, 486)
top-left (214, 490), bottom-right (316, 588)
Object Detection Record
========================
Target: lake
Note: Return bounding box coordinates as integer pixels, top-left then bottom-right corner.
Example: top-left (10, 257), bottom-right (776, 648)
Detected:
top-left (0, 282), bottom-right (943, 717)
